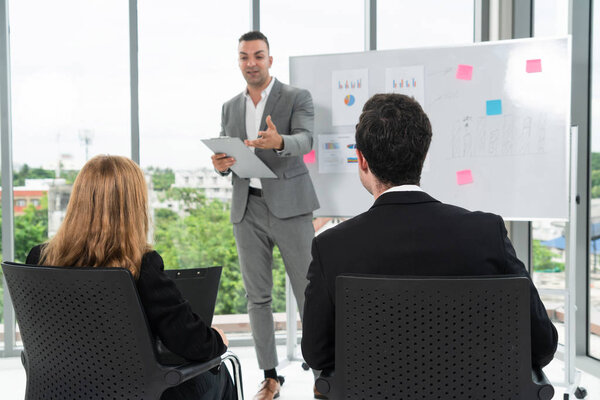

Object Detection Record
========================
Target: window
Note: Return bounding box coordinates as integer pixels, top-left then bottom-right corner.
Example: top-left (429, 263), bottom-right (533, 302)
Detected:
top-left (138, 0), bottom-right (249, 315)
top-left (5, 0), bottom-right (130, 351)
top-left (589, 0), bottom-right (600, 359)
top-left (261, 0), bottom-right (363, 83)
top-left (377, 0), bottom-right (474, 50)
top-left (531, 0), bottom-right (570, 351)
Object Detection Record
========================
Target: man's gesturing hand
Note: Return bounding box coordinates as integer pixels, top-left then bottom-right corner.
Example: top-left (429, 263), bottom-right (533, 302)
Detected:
top-left (211, 153), bottom-right (235, 173)
top-left (244, 115), bottom-right (284, 150)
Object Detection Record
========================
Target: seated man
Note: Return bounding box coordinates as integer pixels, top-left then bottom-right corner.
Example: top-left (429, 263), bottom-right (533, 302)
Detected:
top-left (301, 93), bottom-right (558, 372)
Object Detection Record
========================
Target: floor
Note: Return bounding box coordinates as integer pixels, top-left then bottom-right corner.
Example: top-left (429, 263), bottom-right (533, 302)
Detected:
top-left (1, 344), bottom-right (600, 399)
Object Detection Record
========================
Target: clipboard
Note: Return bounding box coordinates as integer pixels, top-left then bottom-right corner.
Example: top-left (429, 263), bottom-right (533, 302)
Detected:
top-left (202, 137), bottom-right (277, 179)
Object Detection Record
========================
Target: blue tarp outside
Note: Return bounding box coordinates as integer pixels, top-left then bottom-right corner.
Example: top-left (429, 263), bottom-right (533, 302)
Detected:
top-left (540, 222), bottom-right (600, 254)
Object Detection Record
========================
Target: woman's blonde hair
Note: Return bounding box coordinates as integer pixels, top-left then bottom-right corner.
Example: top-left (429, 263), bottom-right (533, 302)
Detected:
top-left (40, 155), bottom-right (151, 278)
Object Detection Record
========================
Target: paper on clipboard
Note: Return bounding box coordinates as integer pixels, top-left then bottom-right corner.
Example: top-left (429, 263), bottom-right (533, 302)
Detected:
top-left (202, 137), bottom-right (277, 179)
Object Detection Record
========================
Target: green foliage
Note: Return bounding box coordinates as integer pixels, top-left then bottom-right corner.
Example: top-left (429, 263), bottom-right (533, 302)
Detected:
top-left (592, 153), bottom-right (600, 199)
top-left (0, 196), bottom-right (49, 322)
top-left (13, 164), bottom-right (55, 186)
top-left (148, 167), bottom-right (175, 191)
top-left (14, 205), bottom-right (49, 263)
top-left (532, 239), bottom-right (564, 272)
top-left (59, 170), bottom-right (79, 184)
top-left (0, 271), bottom-right (3, 323)
top-left (153, 188), bottom-right (287, 315)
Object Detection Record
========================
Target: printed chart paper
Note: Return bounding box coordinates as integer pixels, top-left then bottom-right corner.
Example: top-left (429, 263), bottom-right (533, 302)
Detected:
top-left (318, 134), bottom-right (359, 174)
top-left (331, 69), bottom-right (369, 127)
top-left (385, 65), bottom-right (425, 108)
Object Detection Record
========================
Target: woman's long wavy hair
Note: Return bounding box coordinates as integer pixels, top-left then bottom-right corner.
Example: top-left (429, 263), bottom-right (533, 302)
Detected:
top-left (40, 155), bottom-right (151, 278)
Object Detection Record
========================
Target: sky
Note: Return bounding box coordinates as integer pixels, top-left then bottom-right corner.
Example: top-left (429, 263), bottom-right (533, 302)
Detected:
top-left (4, 0), bottom-right (597, 172)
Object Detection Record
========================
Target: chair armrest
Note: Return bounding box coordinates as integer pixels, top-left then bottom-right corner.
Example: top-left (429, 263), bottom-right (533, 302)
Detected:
top-left (532, 367), bottom-right (554, 400)
top-left (164, 351), bottom-right (241, 388)
top-left (315, 369), bottom-right (335, 395)
top-left (174, 356), bottom-right (223, 382)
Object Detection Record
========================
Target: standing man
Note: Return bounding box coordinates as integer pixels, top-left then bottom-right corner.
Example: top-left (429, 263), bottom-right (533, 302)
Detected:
top-left (301, 93), bottom-right (557, 372)
top-left (211, 31), bottom-right (320, 400)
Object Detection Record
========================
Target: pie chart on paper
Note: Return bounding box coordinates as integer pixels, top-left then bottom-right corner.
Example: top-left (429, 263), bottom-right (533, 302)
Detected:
top-left (344, 94), bottom-right (355, 106)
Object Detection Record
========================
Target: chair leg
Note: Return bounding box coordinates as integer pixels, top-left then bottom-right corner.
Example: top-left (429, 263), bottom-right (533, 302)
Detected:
top-left (222, 351), bottom-right (244, 400)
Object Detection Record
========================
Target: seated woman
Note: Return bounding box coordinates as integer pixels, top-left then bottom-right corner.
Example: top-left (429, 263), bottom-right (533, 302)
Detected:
top-left (26, 155), bottom-right (234, 400)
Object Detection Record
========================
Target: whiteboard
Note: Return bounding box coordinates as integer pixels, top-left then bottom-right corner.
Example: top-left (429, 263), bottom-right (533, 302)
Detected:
top-left (290, 37), bottom-right (571, 221)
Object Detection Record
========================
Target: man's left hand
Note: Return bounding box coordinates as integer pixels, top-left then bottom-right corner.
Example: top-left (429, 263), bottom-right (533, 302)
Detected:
top-left (245, 115), bottom-right (284, 150)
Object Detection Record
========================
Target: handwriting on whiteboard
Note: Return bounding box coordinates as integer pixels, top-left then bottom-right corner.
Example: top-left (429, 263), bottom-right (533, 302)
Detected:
top-left (450, 114), bottom-right (547, 158)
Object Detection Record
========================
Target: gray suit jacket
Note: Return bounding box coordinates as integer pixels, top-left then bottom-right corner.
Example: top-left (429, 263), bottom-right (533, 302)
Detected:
top-left (220, 78), bottom-right (320, 223)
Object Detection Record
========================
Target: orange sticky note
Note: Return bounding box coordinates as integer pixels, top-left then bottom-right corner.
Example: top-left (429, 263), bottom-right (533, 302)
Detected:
top-left (304, 150), bottom-right (316, 164)
top-left (456, 169), bottom-right (473, 185)
top-left (526, 59), bottom-right (542, 73)
top-left (456, 64), bottom-right (473, 80)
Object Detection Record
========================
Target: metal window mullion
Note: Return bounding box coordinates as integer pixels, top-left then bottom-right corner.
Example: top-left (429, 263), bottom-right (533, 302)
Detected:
top-left (251, 0), bottom-right (259, 31)
top-left (0, 0), bottom-right (17, 357)
top-left (364, 0), bottom-right (376, 51)
top-left (129, 0), bottom-right (140, 165)
top-left (474, 0), bottom-right (490, 42)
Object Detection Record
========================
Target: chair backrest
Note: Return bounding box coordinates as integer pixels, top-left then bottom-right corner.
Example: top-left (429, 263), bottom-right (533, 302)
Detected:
top-left (2, 261), bottom-right (170, 400)
top-left (334, 275), bottom-right (538, 400)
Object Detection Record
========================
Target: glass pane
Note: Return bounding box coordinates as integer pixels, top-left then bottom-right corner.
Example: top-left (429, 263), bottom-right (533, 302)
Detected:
top-left (8, 0), bottom-right (131, 347)
top-left (530, 0), bottom-right (571, 351)
top-left (138, 1), bottom-right (248, 316)
top-left (377, 0), bottom-right (474, 50)
top-left (589, 0), bottom-right (600, 359)
top-left (261, 0), bottom-right (364, 83)
top-left (531, 0), bottom-right (569, 354)
top-left (533, 0), bottom-right (570, 37)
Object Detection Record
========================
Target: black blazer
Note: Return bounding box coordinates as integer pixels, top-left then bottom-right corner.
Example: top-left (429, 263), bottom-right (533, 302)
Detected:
top-left (301, 191), bottom-right (558, 370)
top-left (26, 245), bottom-right (226, 362)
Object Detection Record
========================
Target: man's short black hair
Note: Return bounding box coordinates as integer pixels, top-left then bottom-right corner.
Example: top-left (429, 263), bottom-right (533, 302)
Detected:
top-left (238, 31), bottom-right (270, 52)
top-left (355, 94), bottom-right (432, 186)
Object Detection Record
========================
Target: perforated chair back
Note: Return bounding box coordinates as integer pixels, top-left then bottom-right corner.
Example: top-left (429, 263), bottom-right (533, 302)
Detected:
top-left (2, 261), bottom-right (173, 400)
top-left (334, 275), bottom-right (542, 400)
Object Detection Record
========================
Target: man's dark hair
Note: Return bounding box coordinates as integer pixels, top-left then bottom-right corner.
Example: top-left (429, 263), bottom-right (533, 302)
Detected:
top-left (355, 94), bottom-right (432, 186)
top-left (238, 31), bottom-right (270, 52)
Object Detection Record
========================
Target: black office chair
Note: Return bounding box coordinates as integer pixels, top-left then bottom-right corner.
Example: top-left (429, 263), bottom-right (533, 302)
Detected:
top-left (2, 261), bottom-right (243, 400)
top-left (316, 275), bottom-right (554, 400)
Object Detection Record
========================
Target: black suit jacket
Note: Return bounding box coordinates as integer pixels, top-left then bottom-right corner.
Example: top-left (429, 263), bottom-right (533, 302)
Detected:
top-left (301, 191), bottom-right (558, 370)
top-left (26, 245), bottom-right (226, 362)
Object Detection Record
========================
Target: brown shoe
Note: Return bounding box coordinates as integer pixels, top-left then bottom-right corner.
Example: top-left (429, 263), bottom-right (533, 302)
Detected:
top-left (313, 384), bottom-right (329, 399)
top-left (253, 377), bottom-right (281, 400)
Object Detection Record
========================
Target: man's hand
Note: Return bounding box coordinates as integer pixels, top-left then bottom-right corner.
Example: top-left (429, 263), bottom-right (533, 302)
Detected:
top-left (211, 153), bottom-right (235, 173)
top-left (245, 115), bottom-right (284, 150)
top-left (213, 326), bottom-right (229, 347)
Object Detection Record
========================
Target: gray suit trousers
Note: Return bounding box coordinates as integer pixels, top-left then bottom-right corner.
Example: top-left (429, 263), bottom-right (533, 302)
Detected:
top-left (233, 194), bottom-right (314, 370)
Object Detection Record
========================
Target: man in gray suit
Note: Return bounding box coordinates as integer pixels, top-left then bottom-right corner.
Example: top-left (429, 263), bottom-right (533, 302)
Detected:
top-left (211, 31), bottom-right (320, 400)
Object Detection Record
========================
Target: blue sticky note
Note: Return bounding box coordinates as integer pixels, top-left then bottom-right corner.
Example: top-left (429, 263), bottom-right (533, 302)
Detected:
top-left (486, 99), bottom-right (502, 116)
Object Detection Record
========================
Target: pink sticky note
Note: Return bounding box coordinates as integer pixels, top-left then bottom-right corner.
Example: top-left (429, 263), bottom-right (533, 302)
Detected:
top-left (456, 64), bottom-right (473, 80)
top-left (526, 59), bottom-right (542, 73)
top-left (456, 170), bottom-right (473, 185)
top-left (303, 150), bottom-right (316, 164)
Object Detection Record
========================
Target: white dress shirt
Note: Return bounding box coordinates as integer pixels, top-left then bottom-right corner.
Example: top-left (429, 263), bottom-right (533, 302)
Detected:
top-left (245, 77), bottom-right (276, 189)
top-left (381, 184), bottom-right (424, 195)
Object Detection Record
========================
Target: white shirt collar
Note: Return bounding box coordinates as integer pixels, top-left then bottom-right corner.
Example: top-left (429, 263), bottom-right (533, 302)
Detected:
top-left (381, 185), bottom-right (424, 195)
top-left (244, 76), bottom-right (275, 100)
